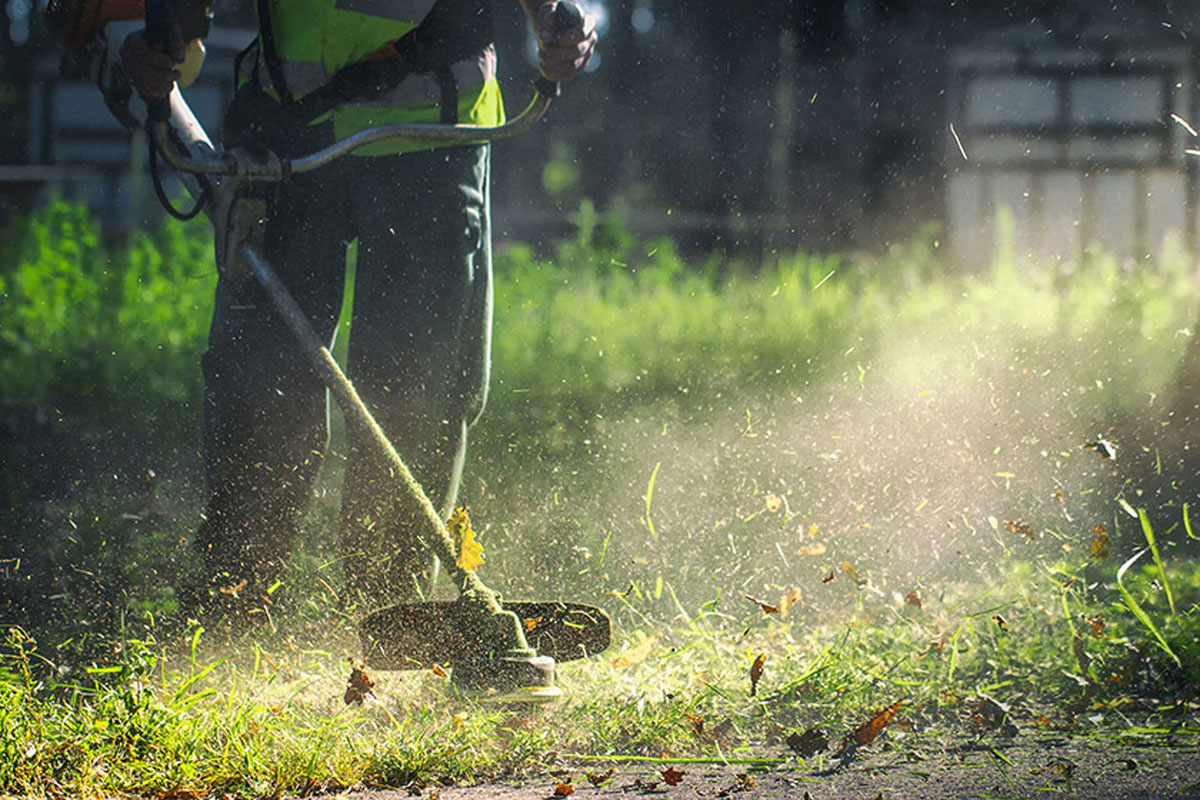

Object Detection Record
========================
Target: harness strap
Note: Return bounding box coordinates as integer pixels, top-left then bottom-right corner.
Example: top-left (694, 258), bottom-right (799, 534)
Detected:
top-left (257, 0), bottom-right (492, 126)
top-left (255, 0), bottom-right (294, 103)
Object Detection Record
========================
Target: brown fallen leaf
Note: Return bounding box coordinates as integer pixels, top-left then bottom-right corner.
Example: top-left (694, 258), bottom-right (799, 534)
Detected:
top-left (524, 616), bottom-right (543, 632)
top-left (904, 591), bottom-right (922, 609)
top-left (743, 593), bottom-right (779, 615)
top-left (344, 663), bottom-right (375, 706)
top-left (749, 653), bottom-right (767, 697)
top-left (585, 768), bottom-right (615, 787)
top-left (848, 700), bottom-right (904, 747)
top-left (431, 663), bottom-right (449, 679)
top-left (785, 726), bottom-right (829, 758)
top-left (822, 571), bottom-right (836, 583)
top-left (553, 781), bottom-right (574, 797)
top-left (684, 712), bottom-right (704, 738)
top-left (661, 766), bottom-right (686, 786)
top-left (734, 772), bottom-right (756, 790)
top-left (1085, 613), bottom-right (1105, 638)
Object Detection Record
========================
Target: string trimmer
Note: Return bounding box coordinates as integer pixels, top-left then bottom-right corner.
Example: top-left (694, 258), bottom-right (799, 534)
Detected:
top-left (53, 0), bottom-right (610, 701)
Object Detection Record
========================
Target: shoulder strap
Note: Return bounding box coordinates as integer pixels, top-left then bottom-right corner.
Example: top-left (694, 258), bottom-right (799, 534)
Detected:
top-left (282, 0), bottom-right (493, 124)
top-left (256, 0), bottom-right (294, 104)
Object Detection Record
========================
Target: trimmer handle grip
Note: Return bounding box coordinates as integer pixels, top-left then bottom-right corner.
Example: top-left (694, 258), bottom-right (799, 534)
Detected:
top-left (534, 0), bottom-right (585, 98)
top-left (142, 0), bottom-right (173, 121)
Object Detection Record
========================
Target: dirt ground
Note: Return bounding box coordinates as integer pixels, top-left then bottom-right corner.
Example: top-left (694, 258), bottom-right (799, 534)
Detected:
top-left (350, 737), bottom-right (1199, 800)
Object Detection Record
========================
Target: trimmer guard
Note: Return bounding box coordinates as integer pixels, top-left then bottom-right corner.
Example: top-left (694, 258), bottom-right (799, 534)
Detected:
top-left (361, 601), bottom-right (611, 670)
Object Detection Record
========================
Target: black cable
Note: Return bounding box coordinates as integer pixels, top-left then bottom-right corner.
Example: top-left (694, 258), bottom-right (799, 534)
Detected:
top-left (146, 120), bottom-right (211, 221)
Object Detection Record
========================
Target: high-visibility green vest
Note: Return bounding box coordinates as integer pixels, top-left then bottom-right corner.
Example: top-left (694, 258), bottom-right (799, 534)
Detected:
top-left (251, 0), bottom-right (505, 155)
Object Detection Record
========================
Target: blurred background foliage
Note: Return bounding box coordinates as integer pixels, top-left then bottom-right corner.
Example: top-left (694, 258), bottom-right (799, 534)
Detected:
top-left (3, 197), bottom-right (1200, 647)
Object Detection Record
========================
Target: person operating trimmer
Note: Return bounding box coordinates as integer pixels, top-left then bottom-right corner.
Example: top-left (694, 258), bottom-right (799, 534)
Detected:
top-left (119, 0), bottom-right (596, 623)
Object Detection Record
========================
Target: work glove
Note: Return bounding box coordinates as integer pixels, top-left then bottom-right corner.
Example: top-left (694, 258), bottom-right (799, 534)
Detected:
top-left (533, 0), bottom-right (597, 83)
top-left (119, 25), bottom-right (186, 100)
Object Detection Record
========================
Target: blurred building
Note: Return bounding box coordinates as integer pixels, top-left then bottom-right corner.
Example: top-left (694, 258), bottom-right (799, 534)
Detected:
top-left (947, 17), bottom-right (1198, 264)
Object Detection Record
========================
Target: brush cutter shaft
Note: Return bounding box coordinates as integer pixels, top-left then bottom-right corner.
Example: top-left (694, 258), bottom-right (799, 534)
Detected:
top-left (240, 243), bottom-right (534, 656)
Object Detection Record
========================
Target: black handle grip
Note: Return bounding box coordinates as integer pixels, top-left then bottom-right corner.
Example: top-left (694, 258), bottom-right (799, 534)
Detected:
top-left (142, 0), bottom-right (173, 122)
top-left (534, 0), bottom-right (586, 98)
top-left (549, 0), bottom-right (585, 35)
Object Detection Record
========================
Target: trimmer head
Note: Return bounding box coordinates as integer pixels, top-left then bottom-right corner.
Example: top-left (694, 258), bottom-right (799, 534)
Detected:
top-left (361, 600), bottom-right (611, 699)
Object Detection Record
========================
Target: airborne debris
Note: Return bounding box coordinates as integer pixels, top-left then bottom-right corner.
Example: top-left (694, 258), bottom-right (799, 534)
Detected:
top-left (749, 653), bottom-right (767, 696)
top-left (743, 593), bottom-right (779, 615)
top-left (447, 507), bottom-right (484, 572)
top-left (778, 587), bottom-right (804, 618)
top-left (842, 700), bottom-right (904, 751)
top-left (1090, 523), bottom-right (1113, 560)
top-left (343, 663), bottom-right (375, 705)
top-left (1084, 437), bottom-right (1117, 460)
top-left (610, 635), bottom-right (658, 668)
top-left (1005, 519), bottom-right (1035, 542)
top-left (950, 122), bottom-right (969, 159)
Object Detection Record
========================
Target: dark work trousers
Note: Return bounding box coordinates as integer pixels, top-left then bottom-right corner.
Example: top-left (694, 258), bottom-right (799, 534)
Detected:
top-left (194, 132), bottom-right (493, 608)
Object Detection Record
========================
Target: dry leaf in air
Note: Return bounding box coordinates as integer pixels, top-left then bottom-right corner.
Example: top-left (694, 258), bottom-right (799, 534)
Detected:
top-left (778, 587), bottom-right (803, 619)
top-left (1090, 523), bottom-right (1112, 561)
top-left (344, 663), bottom-right (375, 705)
top-left (610, 636), bottom-right (658, 668)
top-left (749, 653), bottom-right (767, 696)
top-left (848, 700), bottom-right (904, 747)
top-left (743, 593), bottom-right (779, 614)
top-left (1005, 519), bottom-right (1035, 541)
top-left (447, 507), bottom-right (484, 572)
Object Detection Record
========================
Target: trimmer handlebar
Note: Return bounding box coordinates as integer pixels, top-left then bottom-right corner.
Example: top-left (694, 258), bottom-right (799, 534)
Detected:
top-left (143, 0), bottom-right (585, 180)
top-left (150, 90), bottom-right (556, 181)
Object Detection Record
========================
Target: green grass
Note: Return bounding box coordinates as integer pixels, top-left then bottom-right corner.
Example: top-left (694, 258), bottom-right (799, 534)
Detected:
top-left (1, 535), bottom-right (1196, 797)
top-left (3, 202), bottom-right (1200, 796)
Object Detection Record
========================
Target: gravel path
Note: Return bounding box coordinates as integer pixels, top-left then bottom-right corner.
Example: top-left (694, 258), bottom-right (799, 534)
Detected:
top-left (350, 737), bottom-right (1199, 800)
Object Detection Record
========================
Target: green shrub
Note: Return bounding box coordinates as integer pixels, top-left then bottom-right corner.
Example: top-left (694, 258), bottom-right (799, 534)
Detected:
top-left (0, 198), bottom-right (215, 437)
